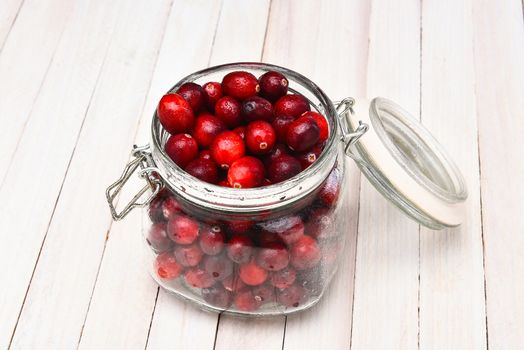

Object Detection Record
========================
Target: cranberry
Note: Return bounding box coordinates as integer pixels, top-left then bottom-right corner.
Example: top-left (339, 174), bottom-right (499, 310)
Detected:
top-left (185, 158), bottom-right (219, 184)
top-left (268, 154), bottom-right (302, 183)
top-left (215, 96), bottom-right (242, 127)
top-left (234, 289), bottom-right (262, 311)
top-left (297, 144), bottom-right (323, 169)
top-left (184, 267), bottom-right (215, 289)
top-left (252, 284), bottom-right (276, 304)
top-left (222, 71), bottom-right (260, 100)
top-left (199, 149), bottom-right (212, 160)
top-left (204, 255), bottom-right (234, 281)
top-left (155, 252), bottom-right (183, 280)
top-left (167, 214), bottom-right (200, 245)
top-left (245, 121), bottom-right (276, 155)
top-left (303, 111), bottom-right (329, 143)
top-left (272, 115), bottom-right (295, 143)
top-left (258, 71), bottom-right (288, 102)
top-left (157, 93), bottom-right (195, 134)
top-left (318, 168), bottom-right (341, 207)
top-left (290, 236), bottom-right (321, 270)
top-left (241, 96), bottom-right (274, 122)
top-left (199, 225), bottom-right (225, 255)
top-left (305, 207), bottom-right (334, 239)
top-left (210, 131), bottom-right (245, 169)
top-left (165, 134), bottom-right (199, 168)
top-left (270, 267), bottom-right (297, 289)
top-left (202, 81), bottom-right (223, 109)
top-left (277, 284), bottom-right (307, 307)
top-left (147, 223), bottom-right (173, 253)
top-left (225, 220), bottom-right (254, 235)
top-left (232, 126), bottom-right (246, 140)
top-left (262, 143), bottom-right (290, 167)
top-left (227, 156), bottom-right (265, 189)
top-left (148, 195), bottom-right (165, 223)
top-left (259, 215), bottom-right (304, 245)
top-left (192, 113), bottom-right (226, 148)
top-left (286, 115), bottom-right (320, 152)
top-left (176, 82), bottom-right (205, 113)
top-left (218, 179), bottom-right (231, 187)
top-left (239, 260), bottom-right (268, 286)
top-left (274, 94), bottom-right (310, 119)
top-left (256, 231), bottom-right (284, 246)
top-left (222, 276), bottom-right (246, 292)
top-left (202, 285), bottom-right (232, 309)
top-left (173, 244), bottom-right (203, 267)
top-left (161, 196), bottom-right (183, 220)
top-left (256, 242), bottom-right (289, 271)
top-left (226, 235), bottom-right (254, 263)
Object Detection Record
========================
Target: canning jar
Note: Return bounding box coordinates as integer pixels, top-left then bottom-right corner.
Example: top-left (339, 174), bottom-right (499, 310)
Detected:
top-left (106, 63), bottom-right (467, 316)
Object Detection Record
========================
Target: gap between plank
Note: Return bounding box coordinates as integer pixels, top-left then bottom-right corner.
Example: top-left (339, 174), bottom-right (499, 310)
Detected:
top-left (143, 287), bottom-right (160, 350)
top-left (206, 0), bottom-right (224, 68)
top-left (417, 1), bottom-right (423, 348)
top-left (0, 0), bottom-right (26, 54)
top-left (260, 0), bottom-right (272, 61)
top-left (348, 180), bottom-right (362, 350)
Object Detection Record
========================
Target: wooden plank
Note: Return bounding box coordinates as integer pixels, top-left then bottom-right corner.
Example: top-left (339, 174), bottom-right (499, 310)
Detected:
top-left (473, 0), bottom-right (524, 348)
top-left (0, 0), bottom-right (24, 50)
top-left (350, 0), bottom-right (421, 349)
top-left (7, 0), bottom-right (173, 348)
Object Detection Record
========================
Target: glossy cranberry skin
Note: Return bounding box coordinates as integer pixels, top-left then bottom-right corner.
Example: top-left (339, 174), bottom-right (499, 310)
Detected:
top-left (232, 126), bottom-right (246, 140)
top-left (167, 215), bottom-right (200, 245)
top-left (258, 71), bottom-right (288, 102)
top-left (184, 267), bottom-right (215, 289)
top-left (286, 115), bottom-right (320, 152)
top-left (204, 255), bottom-right (234, 281)
top-left (199, 225), bottom-right (225, 255)
top-left (274, 94), bottom-right (310, 119)
top-left (202, 81), bottom-right (223, 109)
top-left (157, 93), bottom-right (194, 134)
top-left (262, 143), bottom-right (289, 167)
top-left (297, 144), bottom-right (323, 169)
top-left (177, 82), bottom-right (206, 113)
top-left (241, 96), bottom-right (274, 122)
top-left (290, 235), bottom-right (321, 270)
top-left (226, 235), bottom-right (254, 264)
top-left (165, 134), bottom-right (199, 168)
top-left (305, 207), bottom-right (334, 239)
top-left (245, 121), bottom-right (276, 155)
top-left (259, 215), bottom-right (305, 246)
top-left (202, 285), bottom-right (232, 309)
top-left (227, 156), bottom-right (265, 189)
top-left (272, 115), bottom-right (295, 143)
top-left (256, 242), bottom-right (289, 271)
top-left (155, 252), bottom-right (183, 280)
top-left (199, 149), bottom-right (212, 160)
top-left (270, 267), bottom-right (297, 289)
top-left (214, 96), bottom-right (242, 127)
top-left (222, 276), bottom-right (246, 292)
top-left (173, 244), bottom-right (203, 267)
top-left (192, 113), bottom-right (226, 148)
top-left (161, 196), bottom-right (183, 221)
top-left (277, 284), bottom-right (307, 307)
top-left (234, 289), bottom-right (262, 311)
top-left (185, 158), bottom-right (219, 184)
top-left (252, 284), bottom-right (275, 304)
top-left (318, 168), bottom-right (341, 207)
top-left (268, 154), bottom-right (302, 183)
top-left (222, 71), bottom-right (260, 100)
top-left (239, 260), bottom-right (268, 286)
top-left (147, 223), bottom-right (173, 253)
top-left (148, 195), bottom-right (165, 223)
top-left (303, 111), bottom-right (329, 143)
top-left (210, 131), bottom-right (245, 169)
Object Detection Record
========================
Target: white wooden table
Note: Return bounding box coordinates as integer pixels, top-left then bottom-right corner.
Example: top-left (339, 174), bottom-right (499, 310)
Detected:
top-left (1, 0), bottom-right (523, 349)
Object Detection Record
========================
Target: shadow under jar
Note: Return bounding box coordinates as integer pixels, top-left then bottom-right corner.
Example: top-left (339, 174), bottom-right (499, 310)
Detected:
top-left (106, 63), bottom-right (467, 317)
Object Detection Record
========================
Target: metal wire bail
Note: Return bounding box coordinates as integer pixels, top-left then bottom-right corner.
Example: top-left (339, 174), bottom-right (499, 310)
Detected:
top-left (335, 97), bottom-right (369, 158)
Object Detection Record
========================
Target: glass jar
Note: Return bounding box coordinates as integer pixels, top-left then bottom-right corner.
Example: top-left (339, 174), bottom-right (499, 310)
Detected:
top-left (106, 63), bottom-right (467, 316)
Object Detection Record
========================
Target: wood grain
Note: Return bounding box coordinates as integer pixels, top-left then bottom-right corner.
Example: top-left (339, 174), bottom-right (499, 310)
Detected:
top-left (0, 0), bottom-right (24, 50)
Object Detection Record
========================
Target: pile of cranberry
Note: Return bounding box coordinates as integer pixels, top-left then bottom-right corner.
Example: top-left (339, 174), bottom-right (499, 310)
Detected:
top-left (156, 70), bottom-right (329, 188)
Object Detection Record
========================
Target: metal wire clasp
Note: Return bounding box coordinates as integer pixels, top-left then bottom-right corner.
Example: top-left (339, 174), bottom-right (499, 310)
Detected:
top-left (106, 145), bottom-right (163, 220)
top-left (335, 97), bottom-right (369, 158)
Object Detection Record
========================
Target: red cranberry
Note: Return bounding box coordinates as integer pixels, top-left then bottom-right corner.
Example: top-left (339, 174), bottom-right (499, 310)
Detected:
top-left (272, 115), bottom-right (295, 143)
top-left (225, 220), bottom-right (254, 235)
top-left (215, 96), bottom-right (242, 127)
top-left (226, 235), bottom-right (254, 263)
top-left (318, 168), bottom-right (341, 207)
top-left (167, 215), bottom-right (200, 245)
top-left (256, 242), bottom-right (289, 271)
top-left (297, 144), bottom-right (323, 169)
top-left (199, 149), bottom-right (212, 160)
top-left (202, 82), bottom-right (223, 109)
top-left (239, 260), bottom-right (268, 286)
top-left (157, 93), bottom-right (194, 134)
top-left (155, 252), bottom-right (183, 280)
top-left (274, 94), bottom-right (310, 119)
top-left (245, 121), bottom-right (276, 155)
top-left (173, 244), bottom-right (203, 267)
top-left (232, 126), bottom-right (246, 140)
top-left (192, 113), bottom-right (226, 148)
top-left (176, 82), bottom-right (205, 113)
top-left (268, 154), bottom-right (302, 183)
top-left (185, 158), bottom-right (219, 184)
top-left (252, 284), bottom-right (275, 304)
top-left (204, 255), bottom-right (234, 281)
top-left (286, 115), bottom-right (320, 152)
top-left (303, 111), bottom-right (329, 143)
top-left (277, 284), bottom-right (307, 307)
top-left (258, 71), bottom-right (288, 102)
top-left (218, 179), bottom-right (230, 187)
top-left (202, 285), bottom-right (232, 309)
top-left (290, 236), bottom-right (321, 270)
top-left (259, 215), bottom-right (304, 245)
top-left (222, 276), bottom-right (246, 292)
top-left (256, 231), bottom-right (284, 246)
top-left (222, 71), bottom-right (260, 100)
top-left (147, 223), bottom-right (173, 253)
top-left (165, 134), bottom-right (199, 168)
top-left (241, 96), bottom-right (274, 122)
top-left (161, 196), bottom-right (183, 220)
top-left (227, 156), bottom-right (265, 189)
top-left (305, 207), bottom-right (334, 239)
top-left (184, 267), bottom-right (215, 288)
top-left (148, 195), bottom-right (165, 223)
top-left (199, 225), bottom-right (225, 255)
top-left (210, 131), bottom-right (245, 169)
top-left (234, 289), bottom-right (262, 311)
top-left (262, 144), bottom-right (289, 167)
top-left (270, 267), bottom-right (297, 289)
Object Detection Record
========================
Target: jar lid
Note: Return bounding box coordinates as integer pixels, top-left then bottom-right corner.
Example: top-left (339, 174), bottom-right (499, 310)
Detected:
top-left (341, 97), bottom-right (467, 229)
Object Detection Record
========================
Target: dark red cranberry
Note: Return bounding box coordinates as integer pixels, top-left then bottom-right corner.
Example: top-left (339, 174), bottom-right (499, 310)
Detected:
top-left (303, 111), bottom-right (329, 143)
top-left (270, 267), bottom-right (297, 289)
top-left (199, 149), bottom-right (212, 160)
top-left (192, 113), bottom-right (226, 148)
top-left (258, 71), bottom-right (288, 102)
top-left (268, 154), bottom-right (302, 183)
top-left (161, 196), bottom-right (183, 220)
top-left (173, 244), bottom-right (203, 267)
top-left (286, 115), bottom-right (320, 152)
top-left (167, 214), bottom-right (200, 245)
top-left (262, 178), bottom-right (272, 186)
top-left (184, 267), bottom-right (215, 288)
top-left (296, 144), bottom-right (323, 169)
top-left (148, 195), bottom-right (165, 223)
top-left (222, 276), bottom-right (246, 292)
top-left (318, 168), bottom-right (341, 207)
top-left (245, 121), bottom-right (276, 155)
top-left (202, 81), bottom-right (223, 109)
top-left (290, 236), bottom-right (321, 270)
top-left (165, 134), bottom-right (199, 168)
top-left (185, 158), bottom-right (219, 184)
top-left (222, 71), bottom-right (260, 100)
top-left (241, 96), bottom-right (274, 122)
top-left (239, 260), bottom-right (268, 286)
top-left (225, 220), bottom-right (254, 235)
top-left (218, 179), bottom-right (231, 187)
top-left (176, 82), bottom-right (205, 113)
top-left (252, 284), bottom-right (275, 304)
top-left (147, 223), bottom-right (173, 253)
top-left (202, 285), bottom-right (232, 309)
top-left (155, 252), bottom-right (183, 280)
top-left (227, 156), bottom-right (265, 189)
top-left (234, 289), bottom-right (262, 311)
top-left (272, 115), bottom-right (295, 143)
top-left (305, 207), bottom-right (334, 239)
top-left (157, 93), bottom-right (194, 134)
top-left (274, 94), bottom-right (310, 119)
top-left (204, 255), bottom-right (234, 281)
top-left (199, 225), bottom-right (225, 255)
top-left (256, 231), bottom-right (284, 246)
top-left (226, 235), bottom-right (254, 264)
top-left (277, 284), bottom-right (307, 307)
top-left (232, 126), bottom-right (246, 140)
top-left (210, 131), bottom-right (245, 169)
top-left (259, 215), bottom-right (304, 245)
top-left (256, 242), bottom-right (289, 271)
top-left (214, 96), bottom-right (242, 127)
top-left (262, 143), bottom-right (289, 167)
